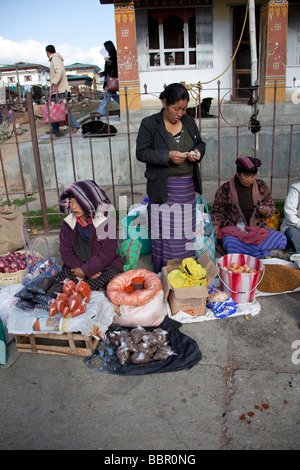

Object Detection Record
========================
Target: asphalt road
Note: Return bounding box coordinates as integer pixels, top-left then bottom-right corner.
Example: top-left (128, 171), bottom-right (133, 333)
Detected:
top-left (1, 283), bottom-right (299, 451)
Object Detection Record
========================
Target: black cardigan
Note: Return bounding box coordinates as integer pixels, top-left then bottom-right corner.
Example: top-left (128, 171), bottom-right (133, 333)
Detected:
top-left (136, 110), bottom-right (206, 204)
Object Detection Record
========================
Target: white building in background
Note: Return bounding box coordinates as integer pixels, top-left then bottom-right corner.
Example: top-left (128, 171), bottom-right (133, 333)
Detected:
top-left (0, 62), bottom-right (50, 89)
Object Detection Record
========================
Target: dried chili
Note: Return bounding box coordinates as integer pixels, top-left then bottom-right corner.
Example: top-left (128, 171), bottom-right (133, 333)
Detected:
top-left (49, 299), bottom-right (58, 317)
top-left (55, 293), bottom-right (68, 312)
top-left (62, 279), bottom-right (76, 295)
top-left (68, 292), bottom-right (83, 311)
top-left (71, 300), bottom-right (86, 317)
top-left (131, 276), bottom-right (144, 284)
top-left (124, 284), bottom-right (134, 294)
top-left (76, 279), bottom-right (91, 302)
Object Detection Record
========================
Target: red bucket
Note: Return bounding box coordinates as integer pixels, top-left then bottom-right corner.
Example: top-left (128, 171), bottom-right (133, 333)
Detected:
top-left (218, 253), bottom-right (264, 303)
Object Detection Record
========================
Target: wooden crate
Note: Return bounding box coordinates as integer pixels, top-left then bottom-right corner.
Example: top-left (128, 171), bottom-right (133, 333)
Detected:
top-left (14, 332), bottom-right (98, 357)
top-left (14, 112), bottom-right (30, 124)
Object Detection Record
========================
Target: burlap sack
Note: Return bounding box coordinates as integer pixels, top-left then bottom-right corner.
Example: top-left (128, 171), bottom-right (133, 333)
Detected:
top-left (0, 205), bottom-right (24, 254)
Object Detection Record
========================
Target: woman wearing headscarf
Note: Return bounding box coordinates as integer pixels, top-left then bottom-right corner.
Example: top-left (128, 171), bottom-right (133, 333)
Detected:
top-left (56, 180), bottom-right (124, 290)
top-left (210, 156), bottom-right (287, 257)
top-left (97, 40), bottom-right (119, 116)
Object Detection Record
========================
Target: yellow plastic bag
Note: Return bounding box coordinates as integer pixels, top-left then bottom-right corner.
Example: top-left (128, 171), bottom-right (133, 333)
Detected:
top-left (265, 209), bottom-right (280, 231)
top-left (167, 258), bottom-right (207, 288)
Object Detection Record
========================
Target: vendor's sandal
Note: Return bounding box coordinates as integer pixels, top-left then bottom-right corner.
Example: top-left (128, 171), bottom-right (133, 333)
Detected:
top-left (71, 128), bottom-right (79, 134)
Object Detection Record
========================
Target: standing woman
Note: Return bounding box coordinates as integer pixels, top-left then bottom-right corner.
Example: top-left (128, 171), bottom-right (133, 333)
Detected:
top-left (136, 83), bottom-right (206, 273)
top-left (97, 40), bottom-right (119, 116)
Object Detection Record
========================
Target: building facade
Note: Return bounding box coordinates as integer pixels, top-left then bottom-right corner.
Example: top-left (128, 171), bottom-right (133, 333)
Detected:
top-left (99, 0), bottom-right (300, 111)
top-left (65, 63), bottom-right (102, 97)
top-left (0, 62), bottom-right (50, 100)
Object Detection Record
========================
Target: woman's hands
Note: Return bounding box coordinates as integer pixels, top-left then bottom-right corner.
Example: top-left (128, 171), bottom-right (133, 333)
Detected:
top-left (258, 205), bottom-right (269, 217)
top-left (169, 151), bottom-right (186, 164)
top-left (212, 224), bottom-right (220, 237)
top-left (71, 267), bottom-right (85, 279)
top-left (90, 271), bottom-right (102, 279)
top-left (169, 149), bottom-right (201, 164)
top-left (71, 267), bottom-right (102, 280)
top-left (186, 149), bottom-right (201, 162)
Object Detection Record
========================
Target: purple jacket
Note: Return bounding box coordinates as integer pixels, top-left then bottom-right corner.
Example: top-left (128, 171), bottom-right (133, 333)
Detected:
top-left (59, 212), bottom-right (124, 278)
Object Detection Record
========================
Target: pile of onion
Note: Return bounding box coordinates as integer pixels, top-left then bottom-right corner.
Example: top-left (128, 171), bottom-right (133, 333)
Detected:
top-left (0, 251), bottom-right (33, 274)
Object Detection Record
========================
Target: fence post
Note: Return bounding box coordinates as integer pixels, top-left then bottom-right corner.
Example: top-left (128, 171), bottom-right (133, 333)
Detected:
top-left (26, 92), bottom-right (50, 235)
top-left (270, 80), bottom-right (277, 192)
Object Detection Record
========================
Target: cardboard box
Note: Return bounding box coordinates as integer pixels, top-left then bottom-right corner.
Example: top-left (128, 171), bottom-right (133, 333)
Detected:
top-left (161, 253), bottom-right (219, 317)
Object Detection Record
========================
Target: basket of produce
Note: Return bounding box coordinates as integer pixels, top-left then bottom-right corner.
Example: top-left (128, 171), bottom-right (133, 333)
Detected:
top-left (0, 250), bottom-right (41, 287)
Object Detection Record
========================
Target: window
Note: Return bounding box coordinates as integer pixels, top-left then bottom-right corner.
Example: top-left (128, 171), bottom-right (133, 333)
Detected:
top-left (24, 75), bottom-right (32, 82)
top-left (135, 7), bottom-right (213, 71)
top-left (287, 5), bottom-right (300, 66)
top-left (148, 9), bottom-right (196, 67)
top-left (8, 77), bottom-right (15, 83)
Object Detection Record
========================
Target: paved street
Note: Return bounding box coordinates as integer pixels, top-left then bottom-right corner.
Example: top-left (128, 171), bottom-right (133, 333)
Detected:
top-left (1, 251), bottom-right (299, 451)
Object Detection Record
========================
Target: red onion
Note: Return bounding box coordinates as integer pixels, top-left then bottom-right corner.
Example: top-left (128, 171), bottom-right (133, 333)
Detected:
top-left (0, 251), bottom-right (31, 273)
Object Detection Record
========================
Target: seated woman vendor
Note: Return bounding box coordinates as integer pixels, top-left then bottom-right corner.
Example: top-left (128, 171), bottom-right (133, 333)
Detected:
top-left (56, 180), bottom-right (124, 290)
top-left (210, 156), bottom-right (287, 258)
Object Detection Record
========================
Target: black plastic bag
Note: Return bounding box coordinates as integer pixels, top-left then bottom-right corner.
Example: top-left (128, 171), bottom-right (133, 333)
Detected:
top-left (84, 316), bottom-right (202, 375)
top-left (25, 275), bottom-right (56, 294)
top-left (15, 287), bottom-right (34, 300)
top-left (47, 282), bottom-right (63, 298)
top-left (32, 294), bottom-right (52, 309)
top-left (15, 299), bottom-right (36, 310)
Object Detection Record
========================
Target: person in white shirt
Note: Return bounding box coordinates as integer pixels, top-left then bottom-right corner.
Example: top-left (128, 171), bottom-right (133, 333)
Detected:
top-left (280, 181), bottom-right (300, 253)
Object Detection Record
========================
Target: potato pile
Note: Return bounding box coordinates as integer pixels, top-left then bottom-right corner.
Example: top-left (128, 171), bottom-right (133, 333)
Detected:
top-left (108, 326), bottom-right (174, 366)
top-left (222, 262), bottom-right (257, 273)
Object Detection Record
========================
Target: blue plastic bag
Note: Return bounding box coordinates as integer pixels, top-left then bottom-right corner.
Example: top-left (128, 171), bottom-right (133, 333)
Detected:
top-left (206, 287), bottom-right (237, 319)
top-left (0, 319), bottom-right (8, 364)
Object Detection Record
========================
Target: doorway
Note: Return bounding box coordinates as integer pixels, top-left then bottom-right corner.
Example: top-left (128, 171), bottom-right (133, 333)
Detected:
top-left (232, 5), bottom-right (260, 100)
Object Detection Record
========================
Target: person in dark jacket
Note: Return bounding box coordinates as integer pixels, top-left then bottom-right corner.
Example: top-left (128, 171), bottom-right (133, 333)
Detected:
top-left (97, 40), bottom-right (119, 116)
top-left (136, 83), bottom-right (206, 273)
top-left (56, 180), bottom-right (124, 290)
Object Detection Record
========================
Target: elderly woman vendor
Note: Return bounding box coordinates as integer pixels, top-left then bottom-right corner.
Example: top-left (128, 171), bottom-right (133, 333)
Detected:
top-left (210, 156), bottom-right (287, 257)
top-left (56, 180), bottom-right (124, 290)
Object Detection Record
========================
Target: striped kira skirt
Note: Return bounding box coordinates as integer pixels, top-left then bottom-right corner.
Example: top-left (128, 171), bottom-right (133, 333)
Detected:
top-left (148, 174), bottom-right (196, 274)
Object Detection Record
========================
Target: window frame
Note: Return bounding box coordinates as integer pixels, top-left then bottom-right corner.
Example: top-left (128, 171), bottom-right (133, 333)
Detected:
top-left (135, 6), bottom-right (213, 72)
top-left (148, 13), bottom-right (196, 68)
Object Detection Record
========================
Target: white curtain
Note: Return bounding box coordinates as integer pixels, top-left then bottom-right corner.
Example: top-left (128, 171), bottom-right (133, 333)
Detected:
top-left (287, 5), bottom-right (300, 66)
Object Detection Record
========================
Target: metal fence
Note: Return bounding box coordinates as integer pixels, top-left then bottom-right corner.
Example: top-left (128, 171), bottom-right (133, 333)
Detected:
top-left (0, 80), bottom-right (299, 236)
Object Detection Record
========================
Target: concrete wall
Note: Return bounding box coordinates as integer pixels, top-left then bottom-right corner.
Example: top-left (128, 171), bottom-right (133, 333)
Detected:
top-left (5, 116), bottom-right (300, 207)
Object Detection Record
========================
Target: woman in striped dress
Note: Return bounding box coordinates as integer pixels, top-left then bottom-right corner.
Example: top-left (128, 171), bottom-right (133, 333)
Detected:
top-left (136, 83), bottom-right (206, 273)
top-left (210, 156), bottom-right (287, 257)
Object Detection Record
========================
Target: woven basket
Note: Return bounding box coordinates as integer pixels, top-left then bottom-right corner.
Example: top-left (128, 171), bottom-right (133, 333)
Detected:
top-left (0, 250), bottom-right (41, 287)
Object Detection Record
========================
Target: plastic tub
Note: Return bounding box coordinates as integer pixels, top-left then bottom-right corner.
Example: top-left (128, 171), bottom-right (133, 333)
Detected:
top-left (121, 215), bottom-right (151, 255)
top-left (218, 253), bottom-right (264, 303)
